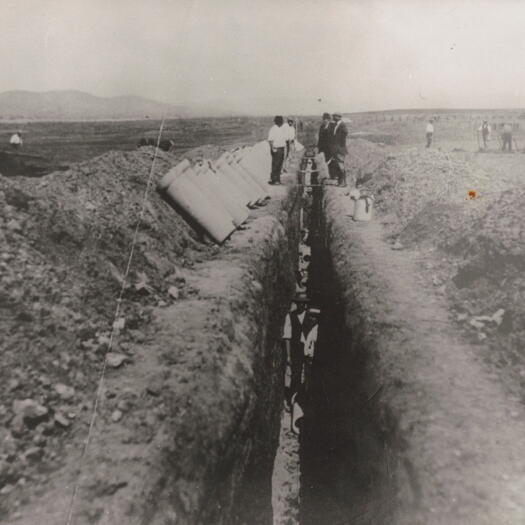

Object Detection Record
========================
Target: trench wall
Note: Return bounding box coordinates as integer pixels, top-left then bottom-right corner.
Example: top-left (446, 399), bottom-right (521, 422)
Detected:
top-left (319, 187), bottom-right (525, 525)
top-left (14, 183), bottom-right (302, 525)
top-left (135, 186), bottom-right (302, 525)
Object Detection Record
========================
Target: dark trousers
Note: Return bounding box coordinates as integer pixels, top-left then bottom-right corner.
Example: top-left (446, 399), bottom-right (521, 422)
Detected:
top-left (270, 147), bottom-right (285, 182)
top-left (290, 342), bottom-right (304, 398)
top-left (502, 132), bottom-right (512, 151)
top-left (328, 153), bottom-right (346, 185)
top-left (426, 132), bottom-right (433, 148)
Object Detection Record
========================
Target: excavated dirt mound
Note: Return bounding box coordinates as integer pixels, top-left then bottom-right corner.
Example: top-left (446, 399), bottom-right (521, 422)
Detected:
top-left (0, 146), bottom-right (219, 519)
top-left (439, 187), bottom-right (525, 395)
top-left (353, 146), bottom-right (500, 233)
top-left (345, 138), bottom-right (390, 186)
top-left (347, 139), bottom-right (525, 400)
top-left (1, 141), bottom-right (304, 525)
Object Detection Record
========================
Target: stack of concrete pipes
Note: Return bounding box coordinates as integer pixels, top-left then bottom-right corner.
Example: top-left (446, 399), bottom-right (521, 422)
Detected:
top-left (158, 140), bottom-right (273, 244)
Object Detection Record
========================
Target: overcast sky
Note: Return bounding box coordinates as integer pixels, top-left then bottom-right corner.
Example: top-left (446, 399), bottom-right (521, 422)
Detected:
top-left (3, 0), bottom-right (525, 115)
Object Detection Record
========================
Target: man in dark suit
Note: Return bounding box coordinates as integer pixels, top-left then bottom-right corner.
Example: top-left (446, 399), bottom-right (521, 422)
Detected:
top-left (328, 113), bottom-right (348, 187)
top-left (316, 112), bottom-right (333, 162)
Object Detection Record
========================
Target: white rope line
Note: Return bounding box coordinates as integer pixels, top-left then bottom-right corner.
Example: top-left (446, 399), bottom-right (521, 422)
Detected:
top-left (64, 118), bottom-right (165, 525)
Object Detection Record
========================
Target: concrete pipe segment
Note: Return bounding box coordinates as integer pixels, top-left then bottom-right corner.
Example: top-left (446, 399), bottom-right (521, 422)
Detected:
top-left (193, 161), bottom-right (249, 227)
top-left (159, 163), bottom-right (237, 244)
top-left (207, 159), bottom-right (255, 210)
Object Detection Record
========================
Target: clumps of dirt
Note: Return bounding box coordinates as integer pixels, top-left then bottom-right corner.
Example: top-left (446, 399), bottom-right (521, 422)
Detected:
top-left (438, 187), bottom-right (525, 387)
top-left (345, 138), bottom-right (390, 186)
top-left (348, 132), bottom-right (396, 145)
top-left (0, 146), bottom-right (218, 517)
top-left (359, 147), bottom-right (501, 235)
top-left (347, 138), bottom-right (525, 398)
top-left (169, 143), bottom-right (228, 162)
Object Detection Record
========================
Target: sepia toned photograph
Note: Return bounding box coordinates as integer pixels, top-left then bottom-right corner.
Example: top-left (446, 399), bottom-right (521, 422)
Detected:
top-left (1, 1), bottom-right (524, 524)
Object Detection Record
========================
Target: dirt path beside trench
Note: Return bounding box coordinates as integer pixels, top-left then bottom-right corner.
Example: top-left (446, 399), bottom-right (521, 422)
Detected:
top-left (320, 189), bottom-right (525, 525)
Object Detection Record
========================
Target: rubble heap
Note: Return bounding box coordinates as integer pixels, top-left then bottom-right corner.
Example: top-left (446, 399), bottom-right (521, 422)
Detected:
top-left (348, 139), bottom-right (525, 398)
top-left (0, 147), bottom-right (215, 516)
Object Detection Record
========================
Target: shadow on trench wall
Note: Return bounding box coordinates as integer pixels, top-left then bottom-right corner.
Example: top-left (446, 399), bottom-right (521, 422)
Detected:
top-left (229, 189), bottom-right (303, 525)
top-left (299, 186), bottom-right (395, 525)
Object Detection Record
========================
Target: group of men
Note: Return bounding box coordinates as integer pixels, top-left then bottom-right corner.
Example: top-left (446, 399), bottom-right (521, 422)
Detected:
top-left (267, 116), bottom-right (296, 185)
top-left (268, 112), bottom-right (349, 187)
top-left (316, 112), bottom-right (349, 187)
top-left (426, 118), bottom-right (516, 151)
top-left (477, 121), bottom-right (514, 151)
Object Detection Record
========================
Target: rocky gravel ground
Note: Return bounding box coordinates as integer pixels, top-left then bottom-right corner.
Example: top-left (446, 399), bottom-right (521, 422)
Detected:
top-left (345, 137), bottom-right (525, 401)
top-left (0, 146), bottom-right (223, 519)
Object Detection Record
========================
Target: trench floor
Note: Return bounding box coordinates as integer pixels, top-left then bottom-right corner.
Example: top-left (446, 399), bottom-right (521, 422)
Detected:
top-left (298, 189), bottom-right (378, 525)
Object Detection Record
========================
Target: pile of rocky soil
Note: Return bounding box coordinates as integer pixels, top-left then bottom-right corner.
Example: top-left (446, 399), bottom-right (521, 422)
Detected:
top-left (348, 139), bottom-right (525, 398)
top-left (355, 146), bottom-right (500, 234)
top-left (0, 146), bottom-right (223, 518)
top-left (345, 138), bottom-right (390, 186)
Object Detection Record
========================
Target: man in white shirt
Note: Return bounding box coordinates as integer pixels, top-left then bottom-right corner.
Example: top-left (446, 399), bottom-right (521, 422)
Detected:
top-left (284, 117), bottom-right (296, 165)
top-left (268, 116), bottom-right (287, 184)
top-left (280, 119), bottom-right (291, 173)
top-left (287, 118), bottom-right (296, 141)
top-left (281, 118), bottom-right (297, 173)
top-left (282, 294), bottom-right (309, 405)
top-left (9, 131), bottom-right (22, 149)
top-left (425, 119), bottom-right (434, 148)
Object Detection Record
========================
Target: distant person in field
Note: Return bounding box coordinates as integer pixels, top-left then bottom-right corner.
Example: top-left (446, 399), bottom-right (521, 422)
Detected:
top-left (9, 131), bottom-right (22, 149)
top-left (425, 119), bottom-right (434, 148)
top-left (317, 113), bottom-right (333, 162)
top-left (478, 121), bottom-right (491, 149)
top-left (267, 115), bottom-right (287, 185)
top-left (501, 123), bottom-right (513, 152)
top-left (328, 113), bottom-right (348, 187)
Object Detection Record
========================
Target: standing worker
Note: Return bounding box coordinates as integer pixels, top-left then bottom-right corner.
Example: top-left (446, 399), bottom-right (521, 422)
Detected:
top-left (303, 307), bottom-right (320, 392)
top-left (501, 122), bottom-right (513, 152)
top-left (284, 117), bottom-right (296, 171)
top-left (478, 121), bottom-right (491, 150)
top-left (317, 113), bottom-right (333, 162)
top-left (9, 131), bottom-right (23, 149)
top-left (425, 119), bottom-right (434, 148)
top-left (281, 118), bottom-right (291, 173)
top-left (328, 113), bottom-right (348, 187)
top-left (282, 294), bottom-right (309, 408)
top-left (268, 116), bottom-right (287, 185)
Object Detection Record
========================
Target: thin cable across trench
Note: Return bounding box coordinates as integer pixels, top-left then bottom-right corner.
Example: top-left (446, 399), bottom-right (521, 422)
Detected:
top-left (64, 119), bottom-right (165, 525)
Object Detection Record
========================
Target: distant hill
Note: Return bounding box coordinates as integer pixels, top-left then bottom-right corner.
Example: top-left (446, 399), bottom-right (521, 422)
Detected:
top-left (0, 90), bottom-right (193, 120)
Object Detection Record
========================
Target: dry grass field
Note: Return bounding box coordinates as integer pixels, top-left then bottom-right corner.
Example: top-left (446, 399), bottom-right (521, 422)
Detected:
top-left (0, 117), bottom-right (276, 167)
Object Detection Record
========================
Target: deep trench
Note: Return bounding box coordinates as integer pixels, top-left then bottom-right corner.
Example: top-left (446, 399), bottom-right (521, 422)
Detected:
top-left (234, 176), bottom-right (390, 525)
top-left (296, 186), bottom-right (389, 525)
